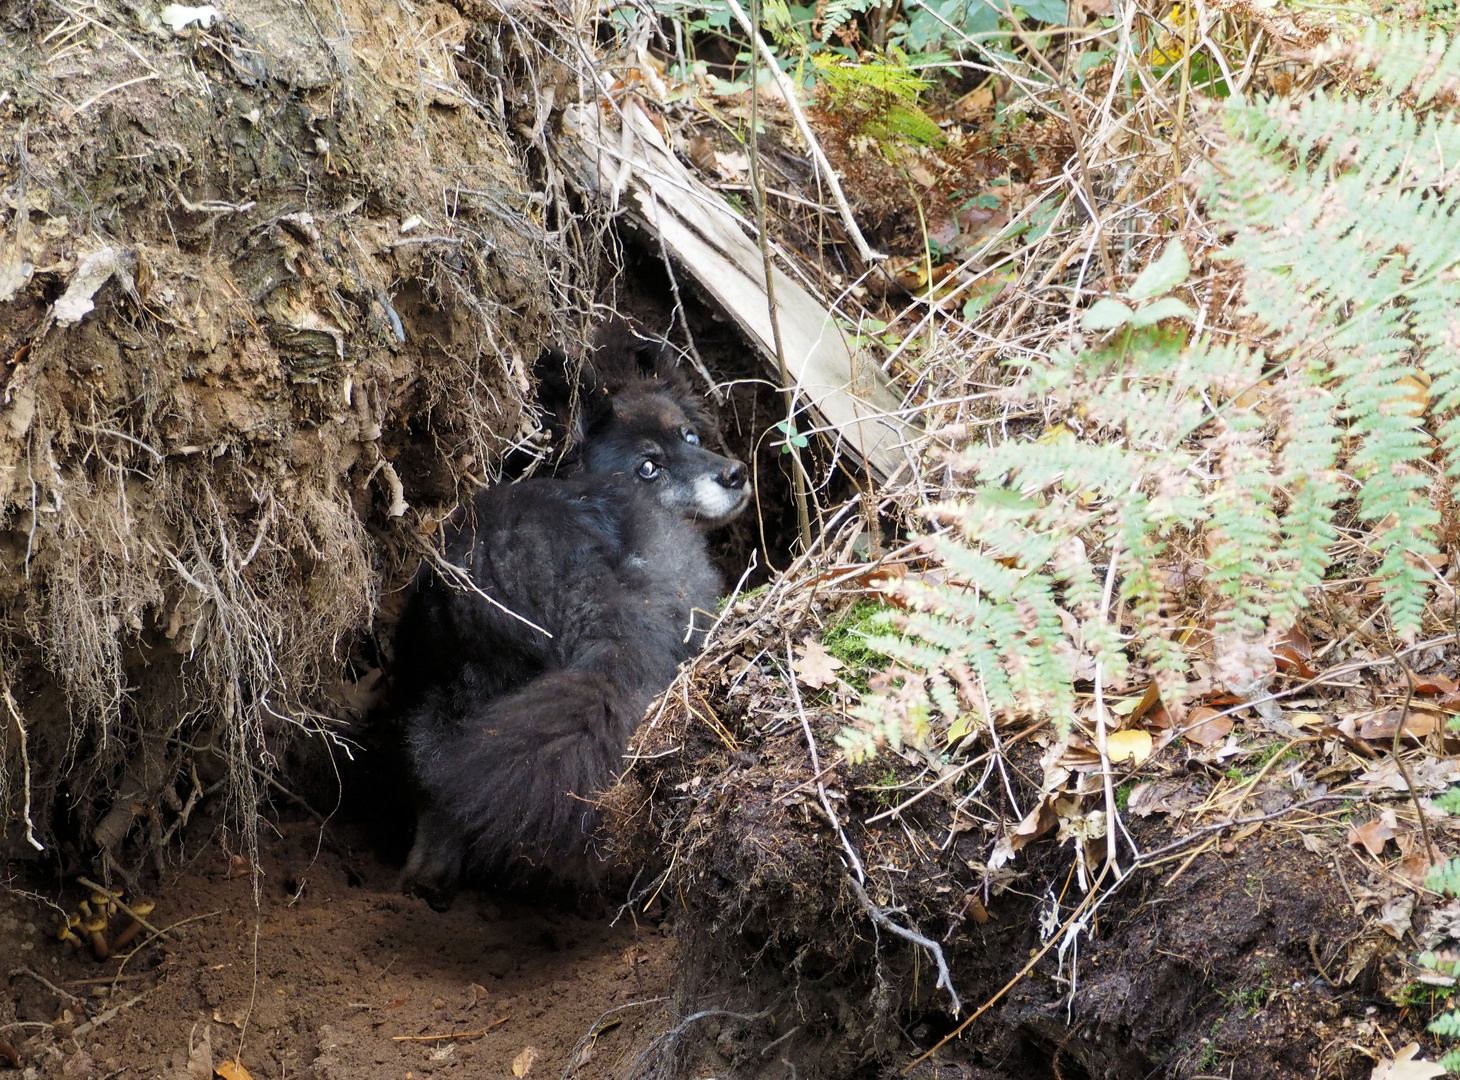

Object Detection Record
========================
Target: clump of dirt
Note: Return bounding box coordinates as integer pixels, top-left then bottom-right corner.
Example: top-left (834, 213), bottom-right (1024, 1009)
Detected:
top-left (0, 0), bottom-right (576, 876)
top-left (609, 588), bottom-right (1434, 1079)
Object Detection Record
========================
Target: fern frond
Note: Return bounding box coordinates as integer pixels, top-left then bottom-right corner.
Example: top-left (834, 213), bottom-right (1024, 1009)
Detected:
top-left (1428, 856), bottom-right (1460, 896)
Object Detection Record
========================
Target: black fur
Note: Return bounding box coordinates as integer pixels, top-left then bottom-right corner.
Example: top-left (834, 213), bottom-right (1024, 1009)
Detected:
top-left (397, 325), bottom-right (749, 904)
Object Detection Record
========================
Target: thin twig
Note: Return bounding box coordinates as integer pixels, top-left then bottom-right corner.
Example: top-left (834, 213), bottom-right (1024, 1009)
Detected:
top-left (782, 640), bottom-right (961, 1015)
top-left (10, 967), bottom-right (81, 1006)
top-left (1091, 549), bottom-right (1122, 880)
top-left (719, 0), bottom-right (879, 267)
top-left (417, 543), bottom-right (553, 639)
top-left (740, 0), bottom-right (812, 554)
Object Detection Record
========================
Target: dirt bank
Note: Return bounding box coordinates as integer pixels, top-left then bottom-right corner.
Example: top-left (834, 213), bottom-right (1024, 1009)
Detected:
top-left (0, 0), bottom-right (575, 873)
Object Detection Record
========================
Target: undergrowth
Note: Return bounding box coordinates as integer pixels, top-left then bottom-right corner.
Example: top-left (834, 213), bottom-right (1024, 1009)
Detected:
top-left (839, 23), bottom-right (1460, 760)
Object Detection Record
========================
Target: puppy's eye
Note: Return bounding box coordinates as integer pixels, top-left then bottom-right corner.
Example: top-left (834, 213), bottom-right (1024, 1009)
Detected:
top-left (638, 460), bottom-right (660, 480)
top-left (682, 428), bottom-right (700, 445)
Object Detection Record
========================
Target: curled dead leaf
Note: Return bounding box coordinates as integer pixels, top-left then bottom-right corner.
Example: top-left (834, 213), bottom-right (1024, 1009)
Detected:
top-left (512, 1046), bottom-right (540, 1077)
top-left (1348, 813), bottom-right (1398, 857)
top-left (1183, 706), bottom-right (1233, 748)
top-left (215, 1061), bottom-right (255, 1080)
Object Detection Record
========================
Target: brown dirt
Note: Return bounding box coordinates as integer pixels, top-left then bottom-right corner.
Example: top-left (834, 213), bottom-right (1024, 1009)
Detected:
top-left (606, 591), bottom-right (1441, 1080)
top-left (1, 822), bottom-right (680, 1080)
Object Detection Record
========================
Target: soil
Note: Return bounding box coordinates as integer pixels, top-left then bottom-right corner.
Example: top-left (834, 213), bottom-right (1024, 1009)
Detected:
top-left (0, 798), bottom-right (1420, 1080)
top-left (1, 821), bottom-right (680, 1080)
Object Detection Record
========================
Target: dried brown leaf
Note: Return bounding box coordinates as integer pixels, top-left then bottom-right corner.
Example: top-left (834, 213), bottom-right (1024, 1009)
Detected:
top-left (1184, 706), bottom-right (1233, 748)
top-left (793, 640), bottom-right (844, 689)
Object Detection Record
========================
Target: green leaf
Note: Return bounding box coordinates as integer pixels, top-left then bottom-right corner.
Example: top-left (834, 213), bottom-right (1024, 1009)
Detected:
top-left (1127, 241), bottom-right (1191, 301)
top-left (1016, 0), bottom-right (1067, 20)
top-left (1081, 298), bottom-right (1134, 331)
top-left (1129, 296), bottom-right (1196, 327)
top-left (1436, 785), bottom-right (1460, 815)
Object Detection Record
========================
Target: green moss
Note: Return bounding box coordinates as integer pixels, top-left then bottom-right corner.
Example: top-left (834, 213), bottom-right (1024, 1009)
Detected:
top-left (819, 599), bottom-right (895, 690)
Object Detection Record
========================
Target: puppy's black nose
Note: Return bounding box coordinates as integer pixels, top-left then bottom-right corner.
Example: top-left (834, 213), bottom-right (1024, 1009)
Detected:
top-left (718, 462), bottom-right (748, 489)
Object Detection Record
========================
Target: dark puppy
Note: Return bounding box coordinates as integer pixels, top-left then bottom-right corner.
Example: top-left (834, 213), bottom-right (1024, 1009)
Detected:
top-left (398, 326), bottom-right (749, 904)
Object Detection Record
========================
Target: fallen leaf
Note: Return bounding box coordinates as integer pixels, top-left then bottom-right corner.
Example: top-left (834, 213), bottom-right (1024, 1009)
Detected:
top-left (1288, 711), bottom-right (1327, 728)
top-left (1395, 370), bottom-right (1432, 418)
top-left (792, 640), bottom-right (844, 689)
top-left (713, 149), bottom-right (748, 178)
top-left (512, 1046), bottom-right (540, 1077)
top-left (1378, 894), bottom-right (1416, 939)
top-left (1358, 709), bottom-right (1442, 741)
top-left (965, 893), bottom-right (989, 923)
top-left (1105, 729), bottom-right (1153, 764)
top-left (1276, 624), bottom-right (1312, 658)
top-left (1412, 673), bottom-right (1459, 695)
top-left (1348, 814), bottom-right (1397, 856)
top-left (986, 796), bottom-right (1058, 870)
top-left (1299, 832), bottom-right (1329, 855)
top-left (215, 1061), bottom-right (255, 1080)
top-left (1370, 1042), bottom-right (1446, 1079)
top-left (1232, 380), bottom-right (1272, 411)
top-left (0, 1039), bottom-right (20, 1068)
top-left (1359, 756), bottom-right (1460, 793)
top-left (946, 712), bottom-right (977, 745)
top-left (1397, 853), bottom-right (1434, 887)
top-left (1183, 706), bottom-right (1233, 748)
top-left (186, 1026), bottom-right (212, 1080)
top-left (684, 136), bottom-right (717, 174)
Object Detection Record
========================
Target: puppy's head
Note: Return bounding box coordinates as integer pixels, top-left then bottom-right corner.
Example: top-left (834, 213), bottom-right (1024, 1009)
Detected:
top-left (581, 386), bottom-right (751, 527)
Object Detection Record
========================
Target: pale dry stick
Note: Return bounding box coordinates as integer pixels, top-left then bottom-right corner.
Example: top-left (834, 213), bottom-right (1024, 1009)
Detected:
top-left (783, 638), bottom-right (864, 883)
top-left (904, 861), bottom-right (1112, 1071)
top-left (626, 1008), bottom-right (773, 1080)
top-left (1342, 611), bottom-right (1441, 868)
top-left (10, 967), bottom-right (82, 1006)
top-left (1090, 544), bottom-right (1123, 879)
top-left (70, 990), bottom-right (150, 1040)
top-left (863, 722), bottom-right (1045, 825)
top-left (646, 190), bottom-right (723, 403)
top-left (2, 682), bottom-right (43, 852)
top-left (781, 641), bottom-right (962, 1014)
top-left (972, 677), bottom-right (1024, 822)
top-left (63, 73), bottom-right (158, 120)
top-left (417, 545), bottom-right (553, 639)
top-left (995, 1), bottom-right (1114, 284)
top-left (718, 0), bottom-right (878, 268)
top-left (392, 1027), bottom-right (498, 1043)
top-left (740, 1), bottom-right (812, 555)
top-left (76, 877), bottom-right (164, 940)
top-left (905, 791), bottom-right (1351, 1071)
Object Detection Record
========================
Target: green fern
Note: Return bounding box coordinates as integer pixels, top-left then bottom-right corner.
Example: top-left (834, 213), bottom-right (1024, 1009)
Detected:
top-left (811, 50), bottom-right (945, 147)
top-left (840, 24), bottom-right (1460, 761)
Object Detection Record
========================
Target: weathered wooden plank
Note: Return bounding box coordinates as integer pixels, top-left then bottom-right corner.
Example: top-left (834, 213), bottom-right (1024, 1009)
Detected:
top-left (561, 101), bottom-right (918, 483)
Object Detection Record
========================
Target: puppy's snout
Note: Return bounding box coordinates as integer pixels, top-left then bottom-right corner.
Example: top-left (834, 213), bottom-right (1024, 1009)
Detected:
top-left (718, 461), bottom-right (748, 489)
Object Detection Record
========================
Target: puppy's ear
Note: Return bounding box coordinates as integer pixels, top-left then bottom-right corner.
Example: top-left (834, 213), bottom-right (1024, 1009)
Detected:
top-left (534, 347), bottom-right (612, 451)
top-left (592, 319), bottom-right (692, 395)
